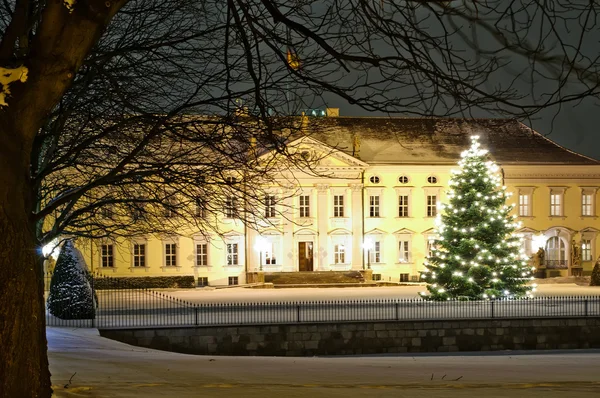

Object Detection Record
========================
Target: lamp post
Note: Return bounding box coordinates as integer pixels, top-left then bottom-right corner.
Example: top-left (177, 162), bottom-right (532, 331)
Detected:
top-left (363, 238), bottom-right (373, 270)
top-left (254, 237), bottom-right (268, 272)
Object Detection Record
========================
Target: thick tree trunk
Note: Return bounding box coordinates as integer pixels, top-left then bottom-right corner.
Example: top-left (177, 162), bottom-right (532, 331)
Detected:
top-left (0, 2), bottom-right (127, 396)
top-left (0, 129), bottom-right (51, 397)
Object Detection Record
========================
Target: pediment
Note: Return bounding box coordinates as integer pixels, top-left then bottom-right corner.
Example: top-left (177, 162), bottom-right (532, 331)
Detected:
top-left (393, 228), bottom-right (416, 235)
top-left (365, 228), bottom-right (387, 235)
top-left (328, 228), bottom-right (353, 236)
top-left (271, 136), bottom-right (369, 169)
top-left (258, 228), bottom-right (283, 236)
top-left (580, 227), bottom-right (600, 233)
top-left (222, 230), bottom-right (244, 238)
top-left (515, 227), bottom-right (538, 234)
top-left (294, 227), bottom-right (318, 236)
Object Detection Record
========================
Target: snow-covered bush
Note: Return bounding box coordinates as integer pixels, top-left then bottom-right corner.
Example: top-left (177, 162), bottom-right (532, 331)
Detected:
top-left (47, 240), bottom-right (96, 319)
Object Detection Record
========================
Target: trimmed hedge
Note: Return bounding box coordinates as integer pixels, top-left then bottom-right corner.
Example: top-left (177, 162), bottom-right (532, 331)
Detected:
top-left (93, 275), bottom-right (195, 290)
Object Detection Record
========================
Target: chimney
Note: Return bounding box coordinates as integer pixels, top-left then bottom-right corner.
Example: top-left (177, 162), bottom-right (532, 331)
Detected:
top-left (326, 108), bottom-right (339, 117)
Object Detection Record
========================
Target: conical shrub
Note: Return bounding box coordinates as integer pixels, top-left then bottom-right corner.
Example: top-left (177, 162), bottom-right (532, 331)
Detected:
top-left (47, 240), bottom-right (96, 319)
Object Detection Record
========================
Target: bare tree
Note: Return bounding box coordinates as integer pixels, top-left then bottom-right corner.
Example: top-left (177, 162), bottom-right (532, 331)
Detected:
top-left (2, 1), bottom-right (600, 396)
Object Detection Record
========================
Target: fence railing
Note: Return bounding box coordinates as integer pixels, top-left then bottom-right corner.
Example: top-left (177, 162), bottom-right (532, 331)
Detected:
top-left (44, 271), bottom-right (600, 329)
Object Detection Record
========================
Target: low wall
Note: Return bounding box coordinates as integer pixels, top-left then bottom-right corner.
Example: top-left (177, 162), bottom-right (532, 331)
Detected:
top-left (100, 317), bottom-right (600, 356)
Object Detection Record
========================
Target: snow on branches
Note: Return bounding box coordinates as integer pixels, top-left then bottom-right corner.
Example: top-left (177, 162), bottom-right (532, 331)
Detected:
top-left (0, 66), bottom-right (28, 107)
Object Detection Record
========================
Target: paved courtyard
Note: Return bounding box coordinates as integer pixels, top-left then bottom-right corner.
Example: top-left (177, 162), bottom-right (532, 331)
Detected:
top-left (164, 283), bottom-right (600, 304)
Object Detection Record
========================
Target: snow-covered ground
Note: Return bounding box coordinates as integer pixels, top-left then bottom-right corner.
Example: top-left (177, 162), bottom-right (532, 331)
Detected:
top-left (163, 283), bottom-right (600, 303)
top-left (49, 327), bottom-right (600, 397)
top-left (46, 284), bottom-right (600, 328)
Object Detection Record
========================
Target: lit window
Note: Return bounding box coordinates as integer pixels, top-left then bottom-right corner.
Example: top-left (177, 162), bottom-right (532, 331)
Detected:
top-left (265, 195), bottom-right (277, 218)
top-left (101, 244), bottom-right (114, 268)
top-left (427, 239), bottom-right (437, 258)
top-left (426, 195), bottom-right (437, 217)
top-left (398, 195), bottom-right (409, 217)
top-left (519, 194), bottom-right (530, 216)
top-left (133, 244), bottom-right (145, 267)
top-left (225, 196), bottom-right (237, 218)
top-left (582, 194), bottom-right (593, 216)
top-left (369, 241), bottom-right (381, 263)
top-left (165, 243), bottom-right (177, 267)
top-left (398, 241), bottom-right (410, 263)
top-left (550, 193), bottom-right (562, 216)
top-left (333, 195), bottom-right (344, 217)
top-left (369, 195), bottom-right (380, 217)
top-left (299, 195), bottom-right (310, 217)
top-left (260, 240), bottom-right (277, 265)
top-left (227, 243), bottom-right (239, 266)
top-left (427, 176), bottom-right (437, 184)
top-left (196, 243), bottom-right (208, 266)
top-left (195, 198), bottom-right (206, 218)
top-left (334, 244), bottom-right (346, 264)
top-left (582, 239), bottom-right (592, 262)
top-left (164, 197), bottom-right (177, 218)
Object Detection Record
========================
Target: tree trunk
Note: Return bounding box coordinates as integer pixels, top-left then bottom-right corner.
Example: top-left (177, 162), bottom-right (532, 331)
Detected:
top-left (0, 129), bottom-right (51, 397)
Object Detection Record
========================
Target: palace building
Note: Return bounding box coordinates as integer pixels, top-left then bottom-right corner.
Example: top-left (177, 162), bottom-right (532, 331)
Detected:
top-left (79, 116), bottom-right (600, 285)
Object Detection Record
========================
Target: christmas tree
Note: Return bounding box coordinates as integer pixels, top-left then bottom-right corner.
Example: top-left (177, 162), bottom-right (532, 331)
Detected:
top-left (47, 240), bottom-right (96, 319)
top-left (421, 136), bottom-right (535, 300)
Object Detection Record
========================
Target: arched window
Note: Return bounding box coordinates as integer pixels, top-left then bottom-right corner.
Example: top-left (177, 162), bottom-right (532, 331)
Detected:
top-left (545, 236), bottom-right (566, 268)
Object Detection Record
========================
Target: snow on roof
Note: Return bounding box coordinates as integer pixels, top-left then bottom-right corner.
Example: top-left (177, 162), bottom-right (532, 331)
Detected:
top-left (303, 117), bottom-right (599, 165)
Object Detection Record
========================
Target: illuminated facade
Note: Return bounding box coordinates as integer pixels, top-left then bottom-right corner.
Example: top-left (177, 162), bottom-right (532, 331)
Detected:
top-left (79, 117), bottom-right (600, 285)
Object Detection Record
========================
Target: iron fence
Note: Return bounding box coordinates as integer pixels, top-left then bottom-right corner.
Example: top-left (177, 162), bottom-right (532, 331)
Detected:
top-left (44, 271), bottom-right (600, 329)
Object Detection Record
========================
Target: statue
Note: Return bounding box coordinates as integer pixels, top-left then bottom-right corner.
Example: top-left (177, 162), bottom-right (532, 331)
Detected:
top-left (533, 247), bottom-right (545, 268)
top-left (571, 240), bottom-right (582, 266)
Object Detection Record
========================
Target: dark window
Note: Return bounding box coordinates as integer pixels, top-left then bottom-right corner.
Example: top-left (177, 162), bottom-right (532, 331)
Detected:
top-left (198, 277), bottom-right (209, 287)
top-left (101, 244), bottom-right (114, 268)
top-left (372, 273), bottom-right (382, 281)
top-left (427, 176), bottom-right (437, 184)
top-left (400, 273), bottom-right (409, 282)
top-left (228, 276), bottom-right (239, 286)
top-left (133, 243), bottom-right (146, 267)
top-left (369, 175), bottom-right (380, 184)
top-left (398, 175), bottom-right (409, 184)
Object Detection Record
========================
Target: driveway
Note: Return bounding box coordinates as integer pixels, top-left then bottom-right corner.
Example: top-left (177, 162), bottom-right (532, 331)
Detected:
top-left (49, 327), bottom-right (600, 398)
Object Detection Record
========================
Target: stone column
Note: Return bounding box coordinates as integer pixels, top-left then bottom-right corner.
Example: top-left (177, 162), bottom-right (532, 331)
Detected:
top-left (282, 187), bottom-right (295, 271)
top-left (350, 183), bottom-right (364, 270)
top-left (315, 183), bottom-right (330, 271)
top-left (246, 227), bottom-right (259, 272)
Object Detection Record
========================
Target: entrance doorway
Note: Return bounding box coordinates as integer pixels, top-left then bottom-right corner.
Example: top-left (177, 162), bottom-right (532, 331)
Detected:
top-left (298, 242), bottom-right (314, 272)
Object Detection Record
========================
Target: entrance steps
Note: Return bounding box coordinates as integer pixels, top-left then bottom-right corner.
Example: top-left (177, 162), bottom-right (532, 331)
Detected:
top-left (264, 270), bottom-right (371, 285)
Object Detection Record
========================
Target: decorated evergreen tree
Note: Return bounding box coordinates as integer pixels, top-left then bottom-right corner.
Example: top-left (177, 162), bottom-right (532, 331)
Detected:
top-left (47, 240), bottom-right (96, 319)
top-left (421, 136), bottom-right (535, 300)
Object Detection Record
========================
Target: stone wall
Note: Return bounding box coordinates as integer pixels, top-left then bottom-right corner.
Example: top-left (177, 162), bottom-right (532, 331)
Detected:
top-left (100, 317), bottom-right (600, 356)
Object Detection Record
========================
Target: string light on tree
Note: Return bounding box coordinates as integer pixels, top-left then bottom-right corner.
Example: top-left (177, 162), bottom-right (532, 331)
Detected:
top-left (420, 136), bottom-right (534, 300)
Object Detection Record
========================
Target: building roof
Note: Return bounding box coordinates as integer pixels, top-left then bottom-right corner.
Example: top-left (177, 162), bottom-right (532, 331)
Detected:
top-left (305, 117), bottom-right (599, 165)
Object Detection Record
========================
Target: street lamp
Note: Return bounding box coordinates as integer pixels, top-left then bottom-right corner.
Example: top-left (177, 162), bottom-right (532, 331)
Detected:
top-left (254, 237), bottom-right (269, 271)
top-left (363, 238), bottom-right (373, 270)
